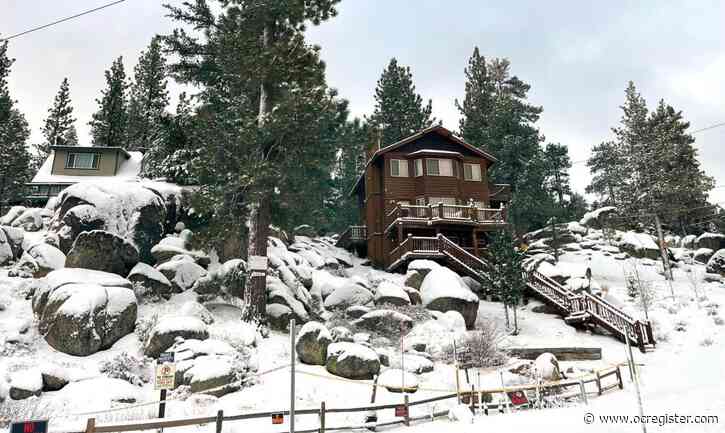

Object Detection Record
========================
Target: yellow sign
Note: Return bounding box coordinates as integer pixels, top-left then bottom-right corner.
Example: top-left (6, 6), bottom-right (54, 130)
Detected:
top-left (155, 363), bottom-right (176, 390)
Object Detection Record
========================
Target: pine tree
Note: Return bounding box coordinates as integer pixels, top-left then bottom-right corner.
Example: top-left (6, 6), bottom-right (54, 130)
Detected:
top-left (32, 78), bottom-right (78, 168)
top-left (127, 37), bottom-right (169, 151)
top-left (164, 0), bottom-right (342, 323)
top-left (543, 142), bottom-right (571, 206)
top-left (480, 230), bottom-right (526, 334)
top-left (89, 56), bottom-right (128, 147)
top-left (368, 58), bottom-right (434, 145)
top-left (328, 118), bottom-right (369, 231)
top-left (586, 140), bottom-right (626, 207)
top-left (457, 48), bottom-right (550, 232)
top-left (0, 41), bottom-right (32, 208)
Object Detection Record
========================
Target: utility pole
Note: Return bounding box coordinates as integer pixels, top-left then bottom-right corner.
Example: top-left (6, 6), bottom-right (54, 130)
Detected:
top-left (290, 318), bottom-right (296, 433)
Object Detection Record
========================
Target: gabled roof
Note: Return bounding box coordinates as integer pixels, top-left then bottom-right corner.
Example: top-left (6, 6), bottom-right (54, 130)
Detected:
top-left (350, 125), bottom-right (498, 196)
top-left (29, 148), bottom-right (143, 184)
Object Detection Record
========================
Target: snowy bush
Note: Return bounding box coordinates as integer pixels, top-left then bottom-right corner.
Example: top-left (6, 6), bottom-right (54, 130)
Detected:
top-left (700, 337), bottom-right (715, 347)
top-left (714, 316), bottom-right (724, 326)
top-left (134, 313), bottom-right (159, 345)
top-left (0, 400), bottom-right (56, 428)
top-left (442, 319), bottom-right (507, 367)
top-left (99, 352), bottom-right (151, 386)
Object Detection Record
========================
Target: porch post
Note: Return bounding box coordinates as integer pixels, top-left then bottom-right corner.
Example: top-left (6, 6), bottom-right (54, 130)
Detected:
top-left (473, 230), bottom-right (479, 257)
top-left (397, 222), bottom-right (403, 244)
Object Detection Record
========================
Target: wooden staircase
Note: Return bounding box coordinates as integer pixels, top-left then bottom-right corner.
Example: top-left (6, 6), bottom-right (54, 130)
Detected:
top-left (388, 234), bottom-right (656, 353)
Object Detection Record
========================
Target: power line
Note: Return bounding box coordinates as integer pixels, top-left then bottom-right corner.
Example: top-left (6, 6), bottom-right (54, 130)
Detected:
top-left (0, 0), bottom-right (127, 42)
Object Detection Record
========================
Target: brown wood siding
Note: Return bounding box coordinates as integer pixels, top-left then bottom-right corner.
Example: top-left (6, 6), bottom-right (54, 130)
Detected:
top-left (51, 148), bottom-right (120, 177)
top-left (459, 157), bottom-right (490, 206)
top-left (364, 159), bottom-right (386, 266)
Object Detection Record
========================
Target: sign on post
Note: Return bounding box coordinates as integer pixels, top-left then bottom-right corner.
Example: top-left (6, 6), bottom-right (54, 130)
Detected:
top-left (9, 420), bottom-right (48, 433)
top-left (507, 390), bottom-right (529, 406)
top-left (271, 413), bottom-right (284, 425)
top-left (155, 351), bottom-right (176, 391)
top-left (394, 405), bottom-right (408, 417)
top-left (248, 255), bottom-right (268, 272)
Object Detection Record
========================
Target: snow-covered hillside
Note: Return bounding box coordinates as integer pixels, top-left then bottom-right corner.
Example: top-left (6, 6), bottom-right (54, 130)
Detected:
top-left (1, 199), bottom-right (724, 433)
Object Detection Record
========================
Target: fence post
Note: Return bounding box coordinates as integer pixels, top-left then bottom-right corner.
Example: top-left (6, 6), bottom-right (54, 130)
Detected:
top-left (404, 394), bottom-right (410, 427)
top-left (595, 371), bottom-right (602, 396)
top-left (616, 366), bottom-right (624, 389)
top-left (85, 418), bottom-right (96, 433)
top-left (319, 401), bottom-right (326, 433)
top-left (427, 204), bottom-right (433, 219)
top-left (215, 410), bottom-right (224, 433)
top-left (438, 203), bottom-right (444, 219)
top-left (579, 380), bottom-right (588, 406)
top-left (470, 385), bottom-right (476, 413)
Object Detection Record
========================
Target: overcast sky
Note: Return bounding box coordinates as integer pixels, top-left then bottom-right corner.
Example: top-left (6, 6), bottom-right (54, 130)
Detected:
top-left (3, 0), bottom-right (725, 202)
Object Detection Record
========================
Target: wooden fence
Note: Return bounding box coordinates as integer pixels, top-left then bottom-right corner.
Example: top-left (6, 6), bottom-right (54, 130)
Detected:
top-left (78, 366), bottom-right (623, 433)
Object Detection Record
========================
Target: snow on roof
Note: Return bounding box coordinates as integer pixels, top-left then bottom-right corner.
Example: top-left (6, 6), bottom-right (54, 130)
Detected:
top-left (407, 149), bottom-right (463, 157)
top-left (30, 149), bottom-right (143, 184)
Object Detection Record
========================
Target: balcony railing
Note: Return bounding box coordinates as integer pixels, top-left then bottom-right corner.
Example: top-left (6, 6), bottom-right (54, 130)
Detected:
top-left (335, 225), bottom-right (367, 248)
top-left (385, 203), bottom-right (507, 230)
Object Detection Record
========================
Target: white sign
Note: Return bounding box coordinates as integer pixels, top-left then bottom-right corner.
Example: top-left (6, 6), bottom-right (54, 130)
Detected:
top-left (155, 362), bottom-right (176, 390)
top-left (248, 255), bottom-right (268, 272)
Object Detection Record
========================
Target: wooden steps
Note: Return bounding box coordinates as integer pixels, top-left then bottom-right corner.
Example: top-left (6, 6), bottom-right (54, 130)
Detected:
top-left (389, 234), bottom-right (656, 353)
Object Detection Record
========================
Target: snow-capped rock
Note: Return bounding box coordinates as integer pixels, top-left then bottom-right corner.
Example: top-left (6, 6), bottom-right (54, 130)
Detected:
top-left (579, 206), bottom-right (617, 228)
top-left (0, 228), bottom-right (14, 265)
top-left (374, 281), bottom-right (411, 306)
top-left (32, 270), bottom-right (137, 356)
top-left (156, 255), bottom-right (207, 293)
top-left (66, 230), bottom-right (139, 276)
top-left (389, 353), bottom-right (434, 374)
top-left (323, 284), bottom-right (374, 311)
top-left (353, 309), bottom-right (414, 333)
top-left (420, 267), bottom-right (479, 329)
top-left (21, 243), bottom-right (66, 277)
top-left (534, 352), bottom-right (561, 381)
top-left (9, 369), bottom-right (43, 400)
top-left (0, 206), bottom-right (26, 225)
top-left (128, 262), bottom-right (173, 299)
top-left (179, 301), bottom-right (215, 325)
top-left (618, 232), bottom-right (660, 259)
top-left (40, 363), bottom-right (70, 391)
top-left (296, 321), bottom-right (333, 365)
top-left (696, 232), bottom-right (725, 251)
top-left (326, 342), bottom-right (380, 379)
top-left (378, 368), bottom-right (418, 393)
top-left (694, 248), bottom-right (715, 264)
top-left (706, 249), bottom-right (725, 276)
top-left (404, 259), bottom-right (441, 289)
top-left (12, 208), bottom-right (50, 232)
top-left (144, 316), bottom-right (209, 358)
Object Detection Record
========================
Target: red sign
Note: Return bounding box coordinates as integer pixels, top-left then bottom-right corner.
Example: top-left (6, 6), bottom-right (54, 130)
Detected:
top-left (271, 413), bottom-right (284, 425)
top-left (507, 391), bottom-right (529, 406)
top-left (395, 406), bottom-right (408, 417)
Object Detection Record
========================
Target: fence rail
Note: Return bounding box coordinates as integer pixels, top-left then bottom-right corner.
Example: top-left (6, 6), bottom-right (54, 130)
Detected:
top-left (79, 365), bottom-right (624, 433)
top-left (385, 203), bottom-right (507, 230)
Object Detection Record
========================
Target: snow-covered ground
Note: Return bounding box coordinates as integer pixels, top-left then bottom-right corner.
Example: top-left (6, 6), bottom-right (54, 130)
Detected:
top-left (1, 224), bottom-right (724, 433)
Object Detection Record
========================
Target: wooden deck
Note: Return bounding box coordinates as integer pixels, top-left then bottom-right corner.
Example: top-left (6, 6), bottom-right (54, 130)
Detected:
top-left (384, 203), bottom-right (507, 235)
top-left (335, 225), bottom-right (367, 249)
top-left (387, 234), bottom-right (656, 352)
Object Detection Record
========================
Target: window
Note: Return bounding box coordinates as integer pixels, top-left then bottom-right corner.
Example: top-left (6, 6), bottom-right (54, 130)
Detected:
top-left (415, 197), bottom-right (426, 206)
top-left (428, 197), bottom-right (457, 206)
top-left (463, 163), bottom-right (482, 181)
top-left (426, 158), bottom-right (453, 176)
top-left (397, 200), bottom-right (410, 206)
top-left (390, 159), bottom-right (408, 177)
top-left (414, 159), bottom-right (423, 177)
top-left (473, 200), bottom-right (485, 209)
top-left (66, 152), bottom-right (100, 169)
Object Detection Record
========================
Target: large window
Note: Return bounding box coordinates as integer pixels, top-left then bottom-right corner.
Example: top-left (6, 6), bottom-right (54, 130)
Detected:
top-left (66, 152), bottom-right (100, 169)
top-left (414, 159), bottom-right (423, 177)
top-left (463, 163), bottom-right (482, 181)
top-left (390, 159), bottom-right (408, 177)
top-left (426, 158), bottom-right (453, 176)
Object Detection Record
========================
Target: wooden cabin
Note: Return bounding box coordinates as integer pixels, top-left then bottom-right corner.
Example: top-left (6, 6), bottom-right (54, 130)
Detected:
top-left (338, 125), bottom-right (510, 269)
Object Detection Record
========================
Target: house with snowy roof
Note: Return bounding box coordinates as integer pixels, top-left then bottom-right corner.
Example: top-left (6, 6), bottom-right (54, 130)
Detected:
top-left (25, 145), bottom-right (143, 203)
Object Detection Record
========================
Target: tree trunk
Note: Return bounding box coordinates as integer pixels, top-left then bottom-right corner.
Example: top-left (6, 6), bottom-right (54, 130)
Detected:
top-left (503, 302), bottom-right (510, 330)
top-left (512, 306), bottom-right (519, 335)
top-left (241, 22), bottom-right (273, 324)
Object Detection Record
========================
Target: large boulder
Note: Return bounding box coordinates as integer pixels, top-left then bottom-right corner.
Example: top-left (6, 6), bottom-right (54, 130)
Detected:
top-left (681, 234), bottom-right (697, 249)
top-left (618, 232), bottom-right (660, 260)
top-left (21, 243), bottom-right (66, 277)
top-left (404, 260), bottom-right (441, 289)
top-left (0, 206), bottom-right (26, 225)
top-left (534, 353), bottom-right (561, 381)
top-left (128, 262), bottom-right (174, 299)
top-left (579, 206), bottom-right (617, 228)
top-left (694, 248), bottom-right (714, 264)
top-left (296, 321), bottom-right (333, 365)
top-left (706, 249), bottom-right (725, 276)
top-left (266, 276), bottom-right (310, 323)
top-left (374, 281), bottom-right (411, 306)
top-left (144, 316), bottom-right (209, 358)
top-left (1, 225), bottom-right (24, 259)
top-left (293, 224), bottom-right (317, 238)
top-left (353, 310), bottom-right (414, 333)
top-left (151, 230), bottom-right (209, 267)
top-left (32, 270), bottom-right (137, 356)
top-left (378, 368), bottom-right (419, 393)
top-left (156, 255), bottom-right (207, 293)
top-left (0, 228), bottom-right (13, 265)
top-left (326, 342), bottom-right (381, 380)
top-left (66, 230), bottom-right (140, 276)
top-left (324, 284), bottom-right (374, 311)
top-left (420, 267), bottom-right (479, 329)
top-left (40, 363), bottom-right (70, 391)
top-left (9, 369), bottom-right (43, 400)
top-left (11, 208), bottom-right (50, 231)
top-left (186, 356), bottom-right (239, 396)
top-left (696, 232), bottom-right (725, 251)
top-left (49, 181), bottom-right (167, 263)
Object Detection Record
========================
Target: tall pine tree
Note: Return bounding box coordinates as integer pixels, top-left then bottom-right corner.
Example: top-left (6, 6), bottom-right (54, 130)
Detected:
top-left (33, 78), bottom-right (78, 168)
top-left (0, 41), bottom-right (31, 208)
top-left (368, 58), bottom-right (434, 145)
top-left (127, 36), bottom-right (169, 151)
top-left (328, 118), bottom-right (369, 232)
top-left (89, 56), bottom-right (128, 147)
top-left (457, 47), bottom-right (551, 232)
top-left (164, 0), bottom-right (342, 322)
